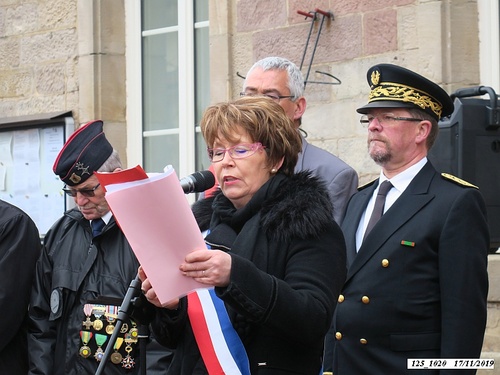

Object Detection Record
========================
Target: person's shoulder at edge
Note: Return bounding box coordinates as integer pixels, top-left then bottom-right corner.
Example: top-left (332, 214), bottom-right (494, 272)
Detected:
top-left (0, 199), bottom-right (35, 222)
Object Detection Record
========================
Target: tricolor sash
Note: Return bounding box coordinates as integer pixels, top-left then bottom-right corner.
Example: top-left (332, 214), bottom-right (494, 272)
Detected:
top-left (187, 287), bottom-right (250, 374)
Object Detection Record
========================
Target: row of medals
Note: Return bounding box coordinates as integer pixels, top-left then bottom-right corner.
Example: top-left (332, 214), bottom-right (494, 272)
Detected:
top-left (80, 304), bottom-right (138, 369)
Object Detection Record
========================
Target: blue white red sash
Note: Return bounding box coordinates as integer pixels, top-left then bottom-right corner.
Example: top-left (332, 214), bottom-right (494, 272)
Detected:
top-left (187, 287), bottom-right (250, 374)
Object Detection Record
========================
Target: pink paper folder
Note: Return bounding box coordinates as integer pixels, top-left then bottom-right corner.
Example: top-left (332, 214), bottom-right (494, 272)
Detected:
top-left (95, 165), bottom-right (205, 305)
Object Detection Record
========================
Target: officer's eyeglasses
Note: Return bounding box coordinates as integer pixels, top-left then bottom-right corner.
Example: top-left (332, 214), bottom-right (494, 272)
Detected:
top-left (62, 183), bottom-right (101, 197)
top-left (360, 114), bottom-right (422, 126)
top-left (207, 143), bottom-right (266, 163)
top-left (240, 92), bottom-right (295, 103)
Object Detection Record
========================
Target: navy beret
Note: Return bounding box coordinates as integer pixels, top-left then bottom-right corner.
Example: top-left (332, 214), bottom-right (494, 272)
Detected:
top-left (357, 63), bottom-right (454, 120)
top-left (53, 120), bottom-right (113, 186)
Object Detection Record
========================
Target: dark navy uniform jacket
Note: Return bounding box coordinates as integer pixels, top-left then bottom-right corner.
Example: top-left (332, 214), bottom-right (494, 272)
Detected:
top-left (333, 161), bottom-right (489, 375)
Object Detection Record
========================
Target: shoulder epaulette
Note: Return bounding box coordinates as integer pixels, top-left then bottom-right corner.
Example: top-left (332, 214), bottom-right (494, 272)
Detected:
top-left (441, 173), bottom-right (478, 189)
top-left (357, 178), bottom-right (377, 191)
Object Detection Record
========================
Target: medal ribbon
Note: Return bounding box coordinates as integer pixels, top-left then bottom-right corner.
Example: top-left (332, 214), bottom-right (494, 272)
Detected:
top-left (114, 337), bottom-right (124, 350)
top-left (80, 331), bottom-right (92, 344)
top-left (106, 305), bottom-right (117, 322)
top-left (84, 304), bottom-right (93, 316)
top-left (79, 331), bottom-right (93, 358)
top-left (93, 304), bottom-right (105, 318)
top-left (95, 333), bottom-right (107, 347)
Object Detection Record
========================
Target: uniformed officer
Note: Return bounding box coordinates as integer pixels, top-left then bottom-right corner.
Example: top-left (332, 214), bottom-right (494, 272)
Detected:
top-left (332, 64), bottom-right (489, 374)
top-left (27, 121), bottom-right (171, 375)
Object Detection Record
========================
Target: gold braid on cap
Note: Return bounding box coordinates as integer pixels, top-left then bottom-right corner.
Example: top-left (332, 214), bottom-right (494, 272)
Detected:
top-left (368, 82), bottom-right (443, 118)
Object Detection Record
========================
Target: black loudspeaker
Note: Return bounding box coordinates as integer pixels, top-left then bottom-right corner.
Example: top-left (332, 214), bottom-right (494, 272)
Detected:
top-left (428, 86), bottom-right (500, 251)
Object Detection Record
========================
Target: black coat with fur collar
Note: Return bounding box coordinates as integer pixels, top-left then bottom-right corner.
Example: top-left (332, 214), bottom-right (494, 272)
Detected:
top-left (151, 172), bottom-right (347, 375)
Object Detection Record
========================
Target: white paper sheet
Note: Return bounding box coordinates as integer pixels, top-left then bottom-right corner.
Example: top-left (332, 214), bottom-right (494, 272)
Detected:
top-left (96, 165), bottom-right (205, 304)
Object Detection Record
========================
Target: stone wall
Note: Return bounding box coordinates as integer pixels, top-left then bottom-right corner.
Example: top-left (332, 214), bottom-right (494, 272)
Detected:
top-left (0, 0), bottom-right (78, 119)
top-left (0, 0), bottom-right (128, 165)
top-left (76, 0), bottom-right (127, 165)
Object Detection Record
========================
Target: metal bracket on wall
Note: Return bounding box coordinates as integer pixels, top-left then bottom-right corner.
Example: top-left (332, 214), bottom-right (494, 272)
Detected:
top-left (236, 7), bottom-right (341, 88)
top-left (297, 8), bottom-right (341, 88)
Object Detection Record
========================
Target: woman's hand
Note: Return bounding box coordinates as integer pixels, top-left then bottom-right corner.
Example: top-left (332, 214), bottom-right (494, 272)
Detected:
top-left (138, 266), bottom-right (179, 309)
top-left (180, 249), bottom-right (232, 287)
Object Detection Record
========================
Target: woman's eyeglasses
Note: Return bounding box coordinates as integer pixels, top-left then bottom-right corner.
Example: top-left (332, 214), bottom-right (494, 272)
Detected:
top-left (62, 183), bottom-right (101, 197)
top-left (207, 143), bottom-right (266, 163)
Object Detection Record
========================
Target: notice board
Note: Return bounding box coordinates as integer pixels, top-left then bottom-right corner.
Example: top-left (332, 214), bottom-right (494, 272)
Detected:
top-left (0, 111), bottom-right (74, 237)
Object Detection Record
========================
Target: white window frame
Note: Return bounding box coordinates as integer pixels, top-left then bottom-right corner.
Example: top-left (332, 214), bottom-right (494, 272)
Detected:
top-left (478, 0), bottom-right (500, 93)
top-left (125, 1), bottom-right (207, 181)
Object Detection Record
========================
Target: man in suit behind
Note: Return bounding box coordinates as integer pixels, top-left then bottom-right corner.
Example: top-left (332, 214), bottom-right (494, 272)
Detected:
top-left (332, 63), bottom-right (489, 374)
top-left (242, 56), bottom-right (358, 225)
top-left (241, 57), bottom-right (356, 374)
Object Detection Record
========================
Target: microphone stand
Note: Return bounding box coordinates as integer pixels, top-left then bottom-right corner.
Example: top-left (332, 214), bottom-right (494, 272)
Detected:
top-left (95, 275), bottom-right (145, 375)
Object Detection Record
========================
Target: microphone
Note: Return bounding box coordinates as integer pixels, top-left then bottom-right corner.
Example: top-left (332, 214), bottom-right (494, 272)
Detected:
top-left (180, 170), bottom-right (216, 194)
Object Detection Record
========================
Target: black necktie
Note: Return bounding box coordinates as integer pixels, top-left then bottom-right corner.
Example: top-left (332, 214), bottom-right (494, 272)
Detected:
top-left (91, 218), bottom-right (105, 237)
top-left (363, 180), bottom-right (393, 240)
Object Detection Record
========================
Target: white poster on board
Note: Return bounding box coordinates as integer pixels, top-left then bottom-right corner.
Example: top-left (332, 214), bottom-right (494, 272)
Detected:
top-left (0, 126), bottom-right (66, 237)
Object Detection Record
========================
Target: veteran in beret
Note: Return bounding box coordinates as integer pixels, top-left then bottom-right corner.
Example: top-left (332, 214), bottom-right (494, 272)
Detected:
top-left (330, 64), bottom-right (489, 374)
top-left (27, 120), bottom-right (171, 375)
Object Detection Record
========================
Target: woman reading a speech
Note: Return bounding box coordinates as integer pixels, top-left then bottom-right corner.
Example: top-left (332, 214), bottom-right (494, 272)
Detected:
top-left (139, 96), bottom-right (347, 374)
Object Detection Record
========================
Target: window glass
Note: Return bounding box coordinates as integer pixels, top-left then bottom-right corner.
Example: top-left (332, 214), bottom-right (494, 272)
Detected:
top-left (194, 0), bottom-right (208, 23)
top-left (142, 0), bottom-right (177, 30)
top-left (142, 33), bottom-right (179, 132)
top-left (144, 134), bottom-right (180, 173)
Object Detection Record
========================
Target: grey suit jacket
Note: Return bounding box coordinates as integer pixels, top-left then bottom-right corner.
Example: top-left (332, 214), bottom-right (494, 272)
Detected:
top-left (295, 136), bottom-right (358, 224)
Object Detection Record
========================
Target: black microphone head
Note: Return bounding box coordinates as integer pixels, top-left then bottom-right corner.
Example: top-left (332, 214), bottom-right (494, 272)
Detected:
top-left (181, 170), bottom-right (216, 193)
top-left (192, 170), bottom-right (216, 192)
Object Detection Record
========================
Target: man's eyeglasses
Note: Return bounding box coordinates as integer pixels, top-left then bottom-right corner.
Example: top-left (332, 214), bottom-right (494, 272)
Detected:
top-left (62, 183), bottom-right (101, 198)
top-left (207, 142), bottom-right (266, 163)
top-left (240, 92), bottom-right (295, 103)
top-left (360, 114), bottom-right (422, 126)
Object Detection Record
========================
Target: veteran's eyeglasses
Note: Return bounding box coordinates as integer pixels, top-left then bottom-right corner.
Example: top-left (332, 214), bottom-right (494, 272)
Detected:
top-left (240, 92), bottom-right (295, 103)
top-left (207, 142), bottom-right (266, 163)
top-left (62, 183), bottom-right (101, 198)
top-left (360, 114), bottom-right (422, 126)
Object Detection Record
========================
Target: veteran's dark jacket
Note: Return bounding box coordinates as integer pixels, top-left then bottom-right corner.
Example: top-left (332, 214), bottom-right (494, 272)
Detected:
top-left (0, 201), bottom-right (41, 375)
top-left (333, 161), bottom-right (489, 375)
top-left (151, 172), bottom-right (347, 375)
top-left (27, 208), bottom-right (170, 375)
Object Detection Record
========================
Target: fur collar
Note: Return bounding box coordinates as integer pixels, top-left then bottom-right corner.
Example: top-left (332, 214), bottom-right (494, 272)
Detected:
top-left (192, 171), bottom-right (333, 242)
top-left (260, 171), bottom-right (333, 241)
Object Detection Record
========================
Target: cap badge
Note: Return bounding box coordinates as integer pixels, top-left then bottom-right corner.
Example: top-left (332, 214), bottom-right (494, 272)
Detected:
top-left (76, 162), bottom-right (90, 175)
top-left (370, 70), bottom-right (380, 87)
top-left (70, 173), bottom-right (82, 184)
